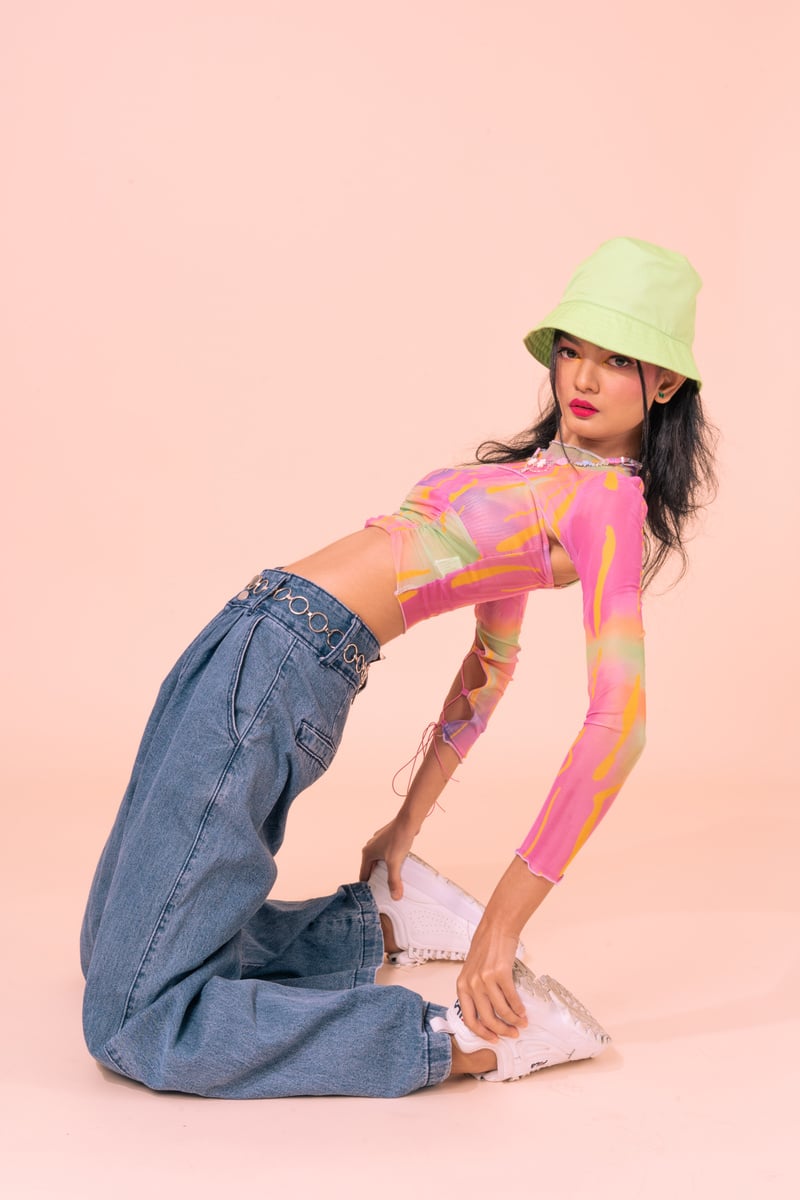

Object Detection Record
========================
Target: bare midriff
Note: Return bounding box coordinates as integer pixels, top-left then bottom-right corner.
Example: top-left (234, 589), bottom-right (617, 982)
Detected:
top-left (284, 527), bottom-right (406, 646)
top-left (285, 525), bottom-right (577, 646)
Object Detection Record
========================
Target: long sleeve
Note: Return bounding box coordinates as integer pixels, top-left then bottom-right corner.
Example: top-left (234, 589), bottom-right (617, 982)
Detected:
top-left (439, 592), bottom-right (529, 760)
top-left (515, 471), bottom-right (647, 882)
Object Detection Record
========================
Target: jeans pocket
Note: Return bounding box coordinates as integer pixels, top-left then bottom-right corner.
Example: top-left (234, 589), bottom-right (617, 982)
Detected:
top-left (295, 718), bottom-right (336, 771)
top-left (228, 615), bottom-right (292, 744)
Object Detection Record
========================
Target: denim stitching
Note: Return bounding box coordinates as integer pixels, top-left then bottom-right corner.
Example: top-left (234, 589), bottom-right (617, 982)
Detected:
top-left (227, 619), bottom-right (294, 745)
top-left (117, 755), bottom-right (237, 1029)
top-left (257, 606), bottom-right (364, 697)
top-left (117, 642), bottom-right (285, 1032)
top-left (295, 718), bottom-right (336, 770)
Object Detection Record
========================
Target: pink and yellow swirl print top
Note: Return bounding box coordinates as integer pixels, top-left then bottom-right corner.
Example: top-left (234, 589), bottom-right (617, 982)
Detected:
top-left (366, 450), bottom-right (647, 882)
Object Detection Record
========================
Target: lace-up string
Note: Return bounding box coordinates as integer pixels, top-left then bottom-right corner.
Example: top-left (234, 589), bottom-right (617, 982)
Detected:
top-left (391, 723), bottom-right (449, 812)
top-left (391, 723), bottom-right (434, 797)
top-left (389, 652), bottom-right (481, 808)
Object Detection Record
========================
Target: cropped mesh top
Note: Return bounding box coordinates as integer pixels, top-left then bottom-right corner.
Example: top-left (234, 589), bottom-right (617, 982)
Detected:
top-left (365, 446), bottom-right (647, 882)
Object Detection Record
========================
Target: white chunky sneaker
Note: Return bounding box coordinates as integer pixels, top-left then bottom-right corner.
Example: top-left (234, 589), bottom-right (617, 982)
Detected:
top-left (368, 854), bottom-right (525, 966)
top-left (433, 960), bottom-right (610, 1080)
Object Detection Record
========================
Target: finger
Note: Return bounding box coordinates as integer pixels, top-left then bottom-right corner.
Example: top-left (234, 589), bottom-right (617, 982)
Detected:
top-left (359, 848), bottom-right (377, 883)
top-left (386, 857), bottom-right (404, 900)
top-left (456, 986), bottom-right (499, 1043)
top-left (453, 988), bottom-right (503, 1046)
top-left (474, 999), bottom-right (519, 1041)
top-left (457, 979), bottom-right (522, 1043)
top-left (485, 978), bottom-right (527, 1030)
top-left (457, 974), bottom-right (526, 1041)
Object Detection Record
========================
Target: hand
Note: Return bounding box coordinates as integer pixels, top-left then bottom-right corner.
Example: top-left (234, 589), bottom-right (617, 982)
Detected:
top-left (455, 916), bottom-right (528, 1042)
top-left (359, 816), bottom-right (417, 898)
top-left (455, 855), bottom-right (552, 1040)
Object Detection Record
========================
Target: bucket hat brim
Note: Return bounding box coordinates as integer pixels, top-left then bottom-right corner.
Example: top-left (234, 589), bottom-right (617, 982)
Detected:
top-left (523, 237), bottom-right (703, 384)
top-left (524, 300), bottom-right (701, 383)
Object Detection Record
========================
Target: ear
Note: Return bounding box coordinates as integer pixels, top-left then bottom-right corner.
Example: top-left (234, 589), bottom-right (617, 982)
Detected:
top-left (654, 372), bottom-right (685, 404)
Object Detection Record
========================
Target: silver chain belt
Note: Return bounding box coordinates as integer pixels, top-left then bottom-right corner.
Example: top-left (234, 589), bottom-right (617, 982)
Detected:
top-left (236, 573), bottom-right (370, 686)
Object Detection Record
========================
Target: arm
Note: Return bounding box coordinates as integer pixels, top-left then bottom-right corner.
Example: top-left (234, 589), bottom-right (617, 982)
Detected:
top-left (360, 593), bottom-right (528, 894)
top-left (516, 472), bottom-right (647, 880)
top-left (358, 733), bottom-right (460, 896)
top-left (457, 472), bottom-right (647, 1039)
top-left (456, 857), bottom-right (554, 1040)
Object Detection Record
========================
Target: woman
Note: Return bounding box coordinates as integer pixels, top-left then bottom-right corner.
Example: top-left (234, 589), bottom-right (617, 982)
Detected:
top-left (80, 237), bottom-right (716, 1097)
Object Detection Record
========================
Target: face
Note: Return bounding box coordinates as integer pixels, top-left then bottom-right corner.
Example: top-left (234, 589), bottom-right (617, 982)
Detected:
top-left (553, 333), bottom-right (682, 458)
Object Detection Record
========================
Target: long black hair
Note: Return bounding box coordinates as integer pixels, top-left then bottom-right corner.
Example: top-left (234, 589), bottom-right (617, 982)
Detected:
top-left (476, 334), bottom-right (718, 588)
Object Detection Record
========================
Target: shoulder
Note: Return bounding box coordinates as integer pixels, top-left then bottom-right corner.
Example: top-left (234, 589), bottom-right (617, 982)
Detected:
top-left (410, 460), bottom-right (527, 492)
top-left (559, 470), bottom-right (647, 572)
top-left (571, 470), bottom-right (647, 526)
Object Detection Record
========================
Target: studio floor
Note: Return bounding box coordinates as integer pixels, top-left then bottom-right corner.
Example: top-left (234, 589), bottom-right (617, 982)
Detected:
top-left (2, 774), bottom-right (796, 1200)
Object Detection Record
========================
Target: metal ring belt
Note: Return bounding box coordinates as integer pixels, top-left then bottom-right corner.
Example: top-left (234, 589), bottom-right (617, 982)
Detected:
top-left (237, 573), bottom-right (370, 687)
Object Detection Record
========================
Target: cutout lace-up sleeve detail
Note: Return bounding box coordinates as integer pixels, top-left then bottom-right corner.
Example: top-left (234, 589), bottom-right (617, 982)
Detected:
top-left (516, 473), bottom-right (647, 882)
top-left (439, 593), bottom-right (529, 760)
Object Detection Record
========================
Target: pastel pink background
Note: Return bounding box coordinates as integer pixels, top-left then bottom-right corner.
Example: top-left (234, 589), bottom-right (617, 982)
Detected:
top-left (2, 2), bottom-right (798, 1196)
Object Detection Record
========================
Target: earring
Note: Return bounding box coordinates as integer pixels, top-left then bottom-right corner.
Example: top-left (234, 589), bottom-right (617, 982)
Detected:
top-left (657, 391), bottom-right (665, 398)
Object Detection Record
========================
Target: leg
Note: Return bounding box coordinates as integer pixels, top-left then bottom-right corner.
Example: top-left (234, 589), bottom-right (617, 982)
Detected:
top-left (239, 887), bottom-right (386, 990)
top-left (81, 575), bottom-right (451, 1098)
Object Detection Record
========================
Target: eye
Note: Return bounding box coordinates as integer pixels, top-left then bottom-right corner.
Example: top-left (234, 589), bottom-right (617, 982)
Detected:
top-left (608, 355), bottom-right (634, 368)
top-left (557, 345), bottom-right (578, 359)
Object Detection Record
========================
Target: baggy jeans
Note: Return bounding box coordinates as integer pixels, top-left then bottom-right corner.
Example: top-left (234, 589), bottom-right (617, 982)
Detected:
top-left (80, 571), bottom-right (452, 1098)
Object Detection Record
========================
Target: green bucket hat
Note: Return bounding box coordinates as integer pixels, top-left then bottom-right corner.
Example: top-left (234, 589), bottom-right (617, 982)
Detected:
top-left (523, 237), bottom-right (702, 382)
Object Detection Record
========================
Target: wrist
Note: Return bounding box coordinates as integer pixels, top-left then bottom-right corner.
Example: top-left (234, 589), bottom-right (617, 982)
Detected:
top-left (399, 776), bottom-right (448, 827)
top-left (396, 801), bottom-right (428, 837)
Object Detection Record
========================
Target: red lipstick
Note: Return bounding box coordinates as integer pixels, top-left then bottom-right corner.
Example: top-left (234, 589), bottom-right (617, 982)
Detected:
top-left (569, 399), bottom-right (597, 418)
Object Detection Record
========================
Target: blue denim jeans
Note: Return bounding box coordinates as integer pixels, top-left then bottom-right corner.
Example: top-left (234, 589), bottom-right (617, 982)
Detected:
top-left (80, 571), bottom-right (451, 1098)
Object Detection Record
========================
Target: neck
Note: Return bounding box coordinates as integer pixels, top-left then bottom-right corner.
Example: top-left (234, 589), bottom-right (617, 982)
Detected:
top-left (555, 440), bottom-right (605, 461)
top-left (547, 439), bottom-right (641, 468)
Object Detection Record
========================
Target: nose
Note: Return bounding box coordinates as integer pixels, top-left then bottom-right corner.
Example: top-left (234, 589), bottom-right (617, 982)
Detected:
top-left (574, 356), bottom-right (599, 393)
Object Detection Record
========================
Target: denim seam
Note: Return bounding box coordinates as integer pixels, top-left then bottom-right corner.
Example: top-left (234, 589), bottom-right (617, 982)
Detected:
top-left (348, 882), bottom-right (384, 986)
top-left (105, 1041), bottom-right (130, 1076)
top-left (117, 636), bottom-right (348, 1034)
top-left (175, 606), bottom-right (244, 688)
top-left (295, 718), bottom-right (336, 770)
top-left (117, 785), bottom-right (231, 1030)
top-left (423, 1001), bottom-right (453, 1087)
top-left (256, 606), bottom-right (366, 696)
top-left (116, 676), bottom-right (284, 1033)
